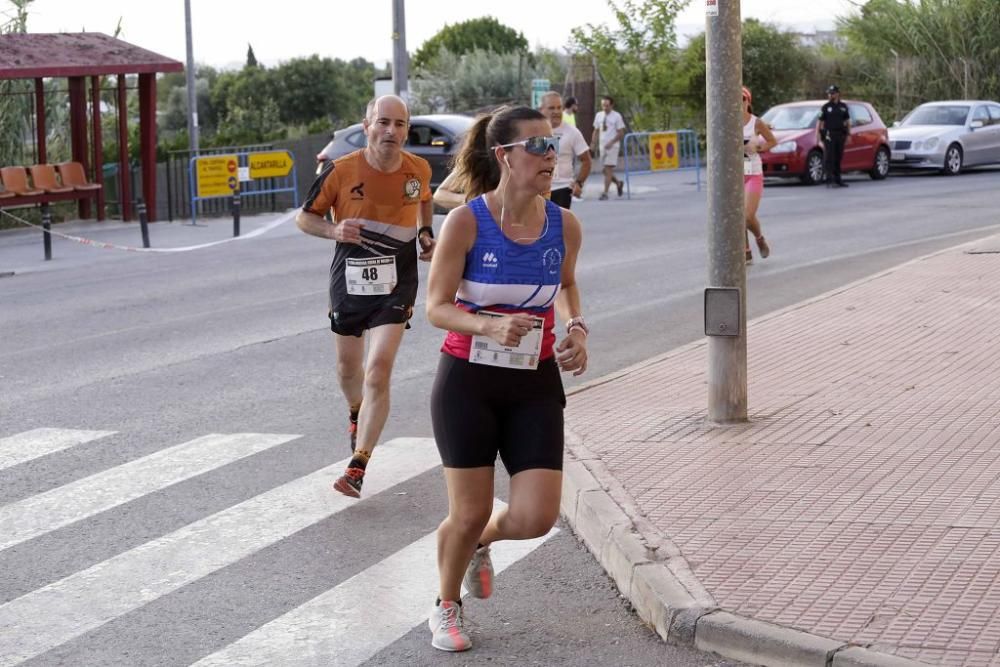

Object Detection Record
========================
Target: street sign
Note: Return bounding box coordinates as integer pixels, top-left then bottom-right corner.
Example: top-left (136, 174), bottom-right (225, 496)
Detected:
top-left (195, 155), bottom-right (239, 198)
top-left (248, 150), bottom-right (294, 179)
top-left (649, 133), bottom-right (680, 171)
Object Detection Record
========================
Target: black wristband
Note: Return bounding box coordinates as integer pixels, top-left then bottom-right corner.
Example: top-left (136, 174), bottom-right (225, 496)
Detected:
top-left (418, 225), bottom-right (434, 239)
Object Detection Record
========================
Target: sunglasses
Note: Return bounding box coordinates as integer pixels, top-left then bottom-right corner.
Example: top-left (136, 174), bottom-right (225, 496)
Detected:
top-left (498, 135), bottom-right (560, 156)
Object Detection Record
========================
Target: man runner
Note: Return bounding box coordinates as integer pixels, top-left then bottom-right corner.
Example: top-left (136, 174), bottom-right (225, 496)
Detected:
top-left (296, 95), bottom-right (434, 498)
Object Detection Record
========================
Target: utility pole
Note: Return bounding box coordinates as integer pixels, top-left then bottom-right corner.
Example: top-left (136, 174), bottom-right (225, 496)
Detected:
top-left (705, 0), bottom-right (747, 423)
top-left (391, 0), bottom-right (409, 100)
top-left (184, 0), bottom-right (199, 153)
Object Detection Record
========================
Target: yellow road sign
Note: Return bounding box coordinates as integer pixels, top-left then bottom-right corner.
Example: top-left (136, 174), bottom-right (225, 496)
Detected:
top-left (248, 150), bottom-right (294, 179)
top-left (649, 133), bottom-right (680, 171)
top-left (196, 155), bottom-right (239, 198)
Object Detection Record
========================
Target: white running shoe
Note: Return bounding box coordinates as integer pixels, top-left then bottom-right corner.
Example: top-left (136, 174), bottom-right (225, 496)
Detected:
top-left (429, 600), bottom-right (472, 652)
top-left (463, 545), bottom-right (494, 599)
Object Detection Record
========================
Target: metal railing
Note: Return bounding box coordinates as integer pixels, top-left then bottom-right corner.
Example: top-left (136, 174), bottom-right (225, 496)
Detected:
top-left (621, 130), bottom-right (702, 198)
top-left (167, 144), bottom-right (287, 221)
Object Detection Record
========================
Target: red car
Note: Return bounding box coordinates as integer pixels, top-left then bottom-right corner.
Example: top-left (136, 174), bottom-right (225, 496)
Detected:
top-left (759, 100), bottom-right (892, 184)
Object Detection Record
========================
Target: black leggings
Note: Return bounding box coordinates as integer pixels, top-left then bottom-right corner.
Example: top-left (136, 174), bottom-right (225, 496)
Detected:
top-left (430, 354), bottom-right (566, 475)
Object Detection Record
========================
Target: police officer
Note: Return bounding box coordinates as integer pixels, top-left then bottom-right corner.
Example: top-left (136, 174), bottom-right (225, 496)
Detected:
top-left (817, 85), bottom-right (851, 187)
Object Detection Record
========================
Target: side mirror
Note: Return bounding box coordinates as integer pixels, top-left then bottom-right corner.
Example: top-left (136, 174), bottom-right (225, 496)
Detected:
top-left (431, 138), bottom-right (452, 149)
top-left (970, 120), bottom-right (985, 129)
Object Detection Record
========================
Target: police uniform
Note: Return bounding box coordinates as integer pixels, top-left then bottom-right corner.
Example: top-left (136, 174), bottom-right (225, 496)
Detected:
top-left (818, 98), bottom-right (851, 186)
top-left (303, 149), bottom-right (432, 336)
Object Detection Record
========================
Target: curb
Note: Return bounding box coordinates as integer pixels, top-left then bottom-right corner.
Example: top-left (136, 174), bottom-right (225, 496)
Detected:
top-left (560, 439), bottom-right (930, 666)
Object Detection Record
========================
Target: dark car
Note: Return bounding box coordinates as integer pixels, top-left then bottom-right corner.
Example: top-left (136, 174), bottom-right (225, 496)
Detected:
top-left (758, 100), bottom-right (892, 184)
top-left (315, 114), bottom-right (474, 189)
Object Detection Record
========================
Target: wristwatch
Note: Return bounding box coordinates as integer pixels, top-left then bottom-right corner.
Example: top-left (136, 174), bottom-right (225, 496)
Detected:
top-left (566, 316), bottom-right (589, 336)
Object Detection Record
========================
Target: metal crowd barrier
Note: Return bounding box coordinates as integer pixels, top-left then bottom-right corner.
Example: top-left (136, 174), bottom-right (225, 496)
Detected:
top-left (621, 130), bottom-right (701, 198)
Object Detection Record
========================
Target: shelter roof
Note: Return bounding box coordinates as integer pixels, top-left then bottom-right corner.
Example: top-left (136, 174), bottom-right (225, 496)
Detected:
top-left (0, 32), bottom-right (183, 79)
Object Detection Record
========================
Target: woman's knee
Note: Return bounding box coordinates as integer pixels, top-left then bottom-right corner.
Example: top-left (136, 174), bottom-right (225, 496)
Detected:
top-left (444, 508), bottom-right (492, 538)
top-left (506, 508), bottom-right (558, 539)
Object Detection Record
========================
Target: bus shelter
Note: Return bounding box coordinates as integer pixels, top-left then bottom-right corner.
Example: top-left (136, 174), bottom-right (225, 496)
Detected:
top-left (0, 32), bottom-right (183, 221)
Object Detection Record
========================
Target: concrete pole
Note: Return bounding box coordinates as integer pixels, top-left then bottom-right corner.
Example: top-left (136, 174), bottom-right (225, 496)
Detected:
top-left (391, 0), bottom-right (409, 100)
top-left (705, 0), bottom-right (747, 423)
top-left (184, 0), bottom-right (200, 153)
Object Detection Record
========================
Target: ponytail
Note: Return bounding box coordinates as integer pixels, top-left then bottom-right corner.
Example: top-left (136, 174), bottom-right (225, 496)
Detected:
top-left (449, 105), bottom-right (547, 200)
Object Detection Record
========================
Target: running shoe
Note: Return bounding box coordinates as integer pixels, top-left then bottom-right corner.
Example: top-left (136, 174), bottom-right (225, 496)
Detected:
top-left (463, 545), bottom-right (494, 598)
top-left (429, 600), bottom-right (471, 652)
top-left (756, 236), bottom-right (770, 259)
top-left (598, 193), bottom-right (609, 201)
top-left (745, 248), bottom-right (753, 265)
top-left (333, 466), bottom-right (364, 498)
top-left (616, 179), bottom-right (624, 197)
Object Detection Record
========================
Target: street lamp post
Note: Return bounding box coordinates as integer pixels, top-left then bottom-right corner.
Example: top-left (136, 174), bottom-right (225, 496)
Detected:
top-left (391, 0), bottom-right (409, 100)
top-left (705, 0), bottom-right (747, 423)
top-left (184, 0), bottom-right (199, 153)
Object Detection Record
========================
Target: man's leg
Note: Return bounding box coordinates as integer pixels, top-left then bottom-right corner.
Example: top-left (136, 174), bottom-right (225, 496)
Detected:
top-left (602, 164), bottom-right (614, 197)
top-left (333, 321), bottom-right (407, 497)
top-left (354, 322), bottom-right (407, 455)
top-left (334, 333), bottom-right (365, 450)
top-left (833, 135), bottom-right (846, 185)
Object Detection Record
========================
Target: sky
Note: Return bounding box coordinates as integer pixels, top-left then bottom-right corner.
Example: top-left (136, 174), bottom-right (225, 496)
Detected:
top-left (13, 0), bottom-right (865, 70)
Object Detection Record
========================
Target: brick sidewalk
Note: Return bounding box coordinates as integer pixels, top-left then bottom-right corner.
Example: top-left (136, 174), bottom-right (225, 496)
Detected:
top-left (565, 235), bottom-right (1000, 666)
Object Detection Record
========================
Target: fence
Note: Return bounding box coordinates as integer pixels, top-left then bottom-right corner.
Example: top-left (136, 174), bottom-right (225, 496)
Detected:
top-left (167, 144), bottom-right (285, 221)
top-left (621, 130), bottom-right (701, 198)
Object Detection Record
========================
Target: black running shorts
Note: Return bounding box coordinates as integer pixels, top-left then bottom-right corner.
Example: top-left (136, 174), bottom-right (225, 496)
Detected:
top-left (430, 354), bottom-right (566, 475)
top-left (330, 303), bottom-right (412, 337)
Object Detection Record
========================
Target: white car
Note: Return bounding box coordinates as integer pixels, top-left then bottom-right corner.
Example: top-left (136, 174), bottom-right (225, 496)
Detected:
top-left (888, 100), bottom-right (1000, 175)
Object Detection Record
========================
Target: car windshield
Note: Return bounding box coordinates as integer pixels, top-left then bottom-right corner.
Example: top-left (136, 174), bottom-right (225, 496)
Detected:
top-left (761, 105), bottom-right (819, 130)
top-left (901, 105), bottom-right (970, 126)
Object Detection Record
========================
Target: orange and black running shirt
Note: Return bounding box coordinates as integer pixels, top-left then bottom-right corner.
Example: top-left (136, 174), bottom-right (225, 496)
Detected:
top-left (303, 149), bottom-right (431, 314)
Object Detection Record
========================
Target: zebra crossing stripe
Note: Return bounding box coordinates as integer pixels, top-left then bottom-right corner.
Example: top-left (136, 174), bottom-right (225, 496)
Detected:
top-left (0, 428), bottom-right (115, 471)
top-left (0, 437), bottom-right (439, 667)
top-left (192, 505), bottom-right (557, 666)
top-left (0, 433), bottom-right (298, 552)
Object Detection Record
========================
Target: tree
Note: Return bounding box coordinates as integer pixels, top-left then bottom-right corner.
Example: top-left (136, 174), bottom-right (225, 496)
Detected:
top-left (246, 43), bottom-right (258, 68)
top-left (571, 0), bottom-right (690, 131)
top-left (410, 48), bottom-right (532, 114)
top-left (0, 0), bottom-right (34, 168)
top-left (412, 16), bottom-right (529, 70)
top-left (677, 19), bottom-right (813, 127)
top-left (837, 0), bottom-right (1000, 118)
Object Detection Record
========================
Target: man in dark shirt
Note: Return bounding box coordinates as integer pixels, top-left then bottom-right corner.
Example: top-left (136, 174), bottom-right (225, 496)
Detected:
top-left (817, 85), bottom-right (851, 187)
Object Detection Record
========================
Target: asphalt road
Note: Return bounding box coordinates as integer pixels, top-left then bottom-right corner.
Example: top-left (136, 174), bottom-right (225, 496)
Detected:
top-left (1, 165), bottom-right (998, 666)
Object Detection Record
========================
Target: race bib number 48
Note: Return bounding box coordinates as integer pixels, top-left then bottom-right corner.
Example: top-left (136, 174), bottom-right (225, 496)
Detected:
top-left (345, 256), bottom-right (397, 295)
top-left (470, 311), bottom-right (544, 370)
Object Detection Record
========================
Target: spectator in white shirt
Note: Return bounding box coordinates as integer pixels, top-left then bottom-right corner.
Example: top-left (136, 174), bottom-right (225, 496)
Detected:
top-left (591, 95), bottom-right (626, 200)
top-left (539, 91), bottom-right (592, 209)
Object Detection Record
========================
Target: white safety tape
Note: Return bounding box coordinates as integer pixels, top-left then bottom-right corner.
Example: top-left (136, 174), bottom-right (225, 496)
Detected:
top-left (0, 209), bottom-right (297, 253)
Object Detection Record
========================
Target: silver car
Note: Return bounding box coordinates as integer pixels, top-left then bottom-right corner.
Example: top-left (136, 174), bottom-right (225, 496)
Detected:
top-left (888, 100), bottom-right (1000, 175)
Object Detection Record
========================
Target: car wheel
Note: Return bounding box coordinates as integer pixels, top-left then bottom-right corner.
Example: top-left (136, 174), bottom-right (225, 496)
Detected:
top-left (942, 143), bottom-right (963, 175)
top-left (800, 150), bottom-right (824, 185)
top-left (869, 146), bottom-right (890, 180)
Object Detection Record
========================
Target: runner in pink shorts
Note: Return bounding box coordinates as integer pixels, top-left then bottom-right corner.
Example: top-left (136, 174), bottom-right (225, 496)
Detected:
top-left (742, 86), bottom-right (777, 264)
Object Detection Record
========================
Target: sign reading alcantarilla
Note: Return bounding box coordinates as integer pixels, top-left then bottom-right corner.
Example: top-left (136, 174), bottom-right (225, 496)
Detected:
top-left (248, 150), bottom-right (294, 179)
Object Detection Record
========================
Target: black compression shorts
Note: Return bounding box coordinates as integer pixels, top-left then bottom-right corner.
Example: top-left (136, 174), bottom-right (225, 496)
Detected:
top-left (430, 354), bottom-right (566, 475)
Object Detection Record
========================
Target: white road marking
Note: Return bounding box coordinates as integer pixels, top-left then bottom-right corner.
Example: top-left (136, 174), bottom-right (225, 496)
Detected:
top-left (193, 502), bottom-right (556, 666)
top-left (0, 428), bottom-right (115, 471)
top-left (0, 433), bottom-right (298, 551)
top-left (0, 437), bottom-right (440, 667)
